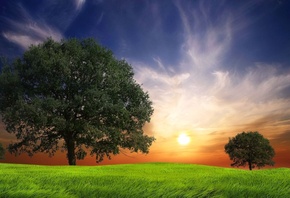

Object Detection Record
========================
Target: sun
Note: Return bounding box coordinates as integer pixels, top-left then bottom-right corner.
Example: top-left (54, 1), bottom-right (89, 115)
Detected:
top-left (177, 134), bottom-right (190, 145)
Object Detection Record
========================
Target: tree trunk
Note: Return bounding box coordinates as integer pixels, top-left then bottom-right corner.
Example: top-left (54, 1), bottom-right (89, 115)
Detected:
top-left (248, 161), bottom-right (252, 170)
top-left (66, 138), bottom-right (76, 165)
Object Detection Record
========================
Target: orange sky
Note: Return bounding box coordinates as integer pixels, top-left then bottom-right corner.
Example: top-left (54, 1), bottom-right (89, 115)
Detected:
top-left (1, 121), bottom-right (289, 168)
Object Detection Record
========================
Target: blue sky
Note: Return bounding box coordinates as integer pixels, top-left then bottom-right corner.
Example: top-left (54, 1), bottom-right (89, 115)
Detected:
top-left (1, 0), bottom-right (290, 166)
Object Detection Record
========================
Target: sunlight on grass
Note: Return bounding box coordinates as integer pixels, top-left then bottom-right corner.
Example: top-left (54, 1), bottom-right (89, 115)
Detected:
top-left (0, 163), bottom-right (289, 197)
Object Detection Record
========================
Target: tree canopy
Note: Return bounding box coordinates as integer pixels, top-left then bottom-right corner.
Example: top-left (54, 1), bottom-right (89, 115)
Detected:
top-left (224, 131), bottom-right (275, 170)
top-left (0, 38), bottom-right (155, 165)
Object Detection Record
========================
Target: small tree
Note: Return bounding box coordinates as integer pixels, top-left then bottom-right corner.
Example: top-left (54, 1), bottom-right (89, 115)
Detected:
top-left (0, 38), bottom-right (155, 165)
top-left (0, 143), bottom-right (4, 159)
top-left (224, 131), bottom-right (275, 170)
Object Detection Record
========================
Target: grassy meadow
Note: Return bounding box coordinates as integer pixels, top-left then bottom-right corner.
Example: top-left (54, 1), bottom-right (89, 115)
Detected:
top-left (0, 162), bottom-right (289, 198)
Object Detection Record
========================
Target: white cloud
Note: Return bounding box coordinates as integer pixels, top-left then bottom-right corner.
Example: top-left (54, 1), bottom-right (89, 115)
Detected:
top-left (2, 3), bottom-right (63, 49)
top-left (75, 0), bottom-right (86, 11)
top-left (3, 22), bottom-right (62, 49)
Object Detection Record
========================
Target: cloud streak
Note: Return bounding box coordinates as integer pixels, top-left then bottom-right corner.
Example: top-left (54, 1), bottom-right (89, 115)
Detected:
top-left (2, 4), bottom-right (63, 49)
top-left (1, 0), bottom-right (88, 50)
top-left (75, 0), bottom-right (86, 11)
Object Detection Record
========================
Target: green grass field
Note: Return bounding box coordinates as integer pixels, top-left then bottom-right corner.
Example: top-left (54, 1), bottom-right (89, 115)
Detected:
top-left (0, 162), bottom-right (289, 198)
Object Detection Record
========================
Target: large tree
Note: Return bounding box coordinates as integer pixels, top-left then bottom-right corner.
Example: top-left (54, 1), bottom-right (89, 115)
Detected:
top-left (224, 131), bottom-right (275, 170)
top-left (0, 38), bottom-right (155, 165)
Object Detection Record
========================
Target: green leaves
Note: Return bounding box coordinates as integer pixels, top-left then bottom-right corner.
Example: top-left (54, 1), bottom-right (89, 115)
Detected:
top-left (0, 38), bottom-right (155, 165)
top-left (225, 131), bottom-right (275, 170)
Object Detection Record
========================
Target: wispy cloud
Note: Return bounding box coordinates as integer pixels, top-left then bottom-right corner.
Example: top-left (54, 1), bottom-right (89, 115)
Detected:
top-left (74, 0), bottom-right (86, 12)
top-left (176, 1), bottom-right (232, 71)
top-left (3, 22), bottom-right (62, 49)
top-left (2, 4), bottom-right (63, 49)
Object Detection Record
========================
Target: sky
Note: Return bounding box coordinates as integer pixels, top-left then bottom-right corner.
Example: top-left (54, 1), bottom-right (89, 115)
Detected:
top-left (0, 0), bottom-right (290, 168)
